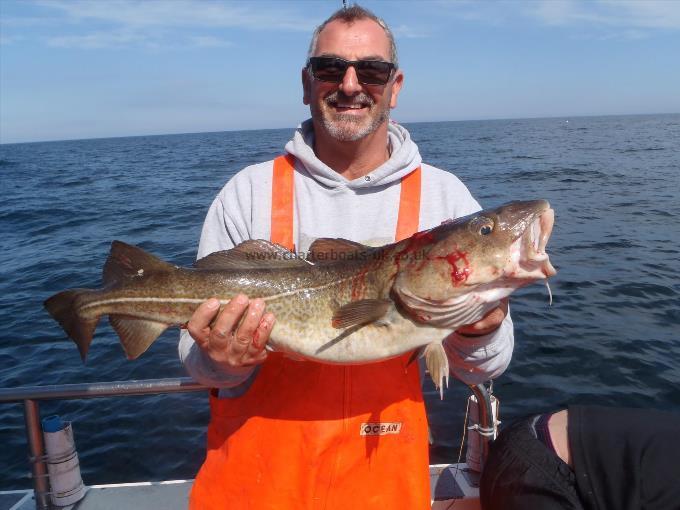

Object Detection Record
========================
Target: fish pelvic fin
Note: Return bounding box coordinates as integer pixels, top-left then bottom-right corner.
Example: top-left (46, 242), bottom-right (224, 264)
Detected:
top-left (44, 289), bottom-right (100, 361)
top-left (109, 315), bottom-right (169, 360)
top-left (103, 241), bottom-right (176, 286)
top-left (424, 342), bottom-right (449, 400)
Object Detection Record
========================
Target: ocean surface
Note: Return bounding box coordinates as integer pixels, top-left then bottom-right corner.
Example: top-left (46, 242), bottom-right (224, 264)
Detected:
top-left (1, 114), bottom-right (679, 489)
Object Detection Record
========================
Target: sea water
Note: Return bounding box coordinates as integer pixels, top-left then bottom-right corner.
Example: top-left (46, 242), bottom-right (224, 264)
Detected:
top-left (1, 114), bottom-right (678, 488)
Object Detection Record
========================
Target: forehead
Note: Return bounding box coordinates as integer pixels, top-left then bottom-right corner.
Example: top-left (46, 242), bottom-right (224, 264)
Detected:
top-left (314, 18), bottom-right (391, 61)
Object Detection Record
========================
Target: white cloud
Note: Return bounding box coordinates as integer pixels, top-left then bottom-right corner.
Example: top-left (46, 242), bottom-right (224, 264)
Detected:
top-left (9, 0), bottom-right (318, 50)
top-left (34, 0), bottom-right (317, 31)
top-left (0, 34), bottom-right (23, 46)
top-left (432, 0), bottom-right (680, 33)
top-left (527, 0), bottom-right (680, 30)
top-left (392, 25), bottom-right (430, 39)
top-left (47, 31), bottom-right (146, 49)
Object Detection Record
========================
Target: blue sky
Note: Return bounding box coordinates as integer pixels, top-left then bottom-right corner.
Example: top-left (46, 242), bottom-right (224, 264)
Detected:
top-left (1, 0), bottom-right (679, 144)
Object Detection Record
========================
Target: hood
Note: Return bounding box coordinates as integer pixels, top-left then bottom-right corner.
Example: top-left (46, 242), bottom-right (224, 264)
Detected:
top-left (284, 119), bottom-right (422, 190)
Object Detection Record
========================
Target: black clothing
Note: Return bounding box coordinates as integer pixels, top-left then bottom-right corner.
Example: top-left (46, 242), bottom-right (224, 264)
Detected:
top-left (480, 405), bottom-right (680, 510)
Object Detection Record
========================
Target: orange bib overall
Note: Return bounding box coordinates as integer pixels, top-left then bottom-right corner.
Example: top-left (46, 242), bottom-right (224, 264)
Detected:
top-left (190, 155), bottom-right (429, 510)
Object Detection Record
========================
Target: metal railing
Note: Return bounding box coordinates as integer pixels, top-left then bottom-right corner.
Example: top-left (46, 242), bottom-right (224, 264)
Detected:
top-left (0, 378), bottom-right (208, 510)
top-left (0, 378), bottom-right (494, 510)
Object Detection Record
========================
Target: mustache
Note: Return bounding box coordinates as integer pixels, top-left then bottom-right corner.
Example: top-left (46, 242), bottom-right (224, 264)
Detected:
top-left (324, 91), bottom-right (374, 107)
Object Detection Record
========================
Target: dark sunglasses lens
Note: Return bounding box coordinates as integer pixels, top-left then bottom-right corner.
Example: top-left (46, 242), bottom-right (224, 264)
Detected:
top-left (310, 58), bottom-right (393, 85)
top-left (355, 61), bottom-right (393, 85)
top-left (311, 58), bottom-right (348, 82)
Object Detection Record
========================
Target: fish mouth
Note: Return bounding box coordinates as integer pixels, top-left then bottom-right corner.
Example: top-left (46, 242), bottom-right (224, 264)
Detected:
top-left (508, 206), bottom-right (556, 280)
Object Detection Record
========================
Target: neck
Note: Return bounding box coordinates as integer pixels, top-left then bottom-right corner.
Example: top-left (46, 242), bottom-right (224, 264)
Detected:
top-left (313, 121), bottom-right (390, 180)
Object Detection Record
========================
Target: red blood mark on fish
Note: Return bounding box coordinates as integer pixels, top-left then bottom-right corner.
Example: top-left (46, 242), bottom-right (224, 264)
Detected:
top-left (351, 271), bottom-right (367, 300)
top-left (395, 231), bottom-right (436, 271)
top-left (435, 250), bottom-right (470, 285)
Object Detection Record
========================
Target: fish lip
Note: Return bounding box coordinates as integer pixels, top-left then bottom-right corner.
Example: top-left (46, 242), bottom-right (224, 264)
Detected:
top-left (509, 205), bottom-right (556, 279)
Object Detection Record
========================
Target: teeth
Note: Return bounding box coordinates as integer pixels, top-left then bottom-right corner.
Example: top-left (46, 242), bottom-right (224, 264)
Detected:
top-left (538, 208), bottom-right (554, 253)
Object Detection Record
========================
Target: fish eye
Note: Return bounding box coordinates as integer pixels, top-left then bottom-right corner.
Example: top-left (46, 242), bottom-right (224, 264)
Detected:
top-left (469, 216), bottom-right (495, 236)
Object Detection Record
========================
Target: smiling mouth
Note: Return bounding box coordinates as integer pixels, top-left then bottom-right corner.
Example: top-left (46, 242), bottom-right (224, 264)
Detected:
top-left (325, 92), bottom-right (372, 112)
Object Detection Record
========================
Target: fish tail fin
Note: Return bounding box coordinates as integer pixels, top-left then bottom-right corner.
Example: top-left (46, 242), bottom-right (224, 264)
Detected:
top-left (44, 289), bottom-right (100, 361)
top-left (424, 342), bottom-right (450, 400)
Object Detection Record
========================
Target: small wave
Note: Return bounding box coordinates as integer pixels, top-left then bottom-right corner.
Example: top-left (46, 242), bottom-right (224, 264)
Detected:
top-left (512, 155), bottom-right (543, 160)
top-left (0, 159), bottom-right (17, 167)
top-left (610, 282), bottom-right (676, 299)
top-left (621, 147), bottom-right (665, 153)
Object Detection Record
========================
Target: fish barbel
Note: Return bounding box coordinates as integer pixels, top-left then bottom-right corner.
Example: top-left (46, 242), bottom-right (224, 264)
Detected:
top-left (45, 200), bottom-right (556, 392)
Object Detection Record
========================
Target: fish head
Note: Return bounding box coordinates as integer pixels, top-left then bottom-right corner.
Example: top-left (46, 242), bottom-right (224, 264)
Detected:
top-left (393, 200), bottom-right (556, 313)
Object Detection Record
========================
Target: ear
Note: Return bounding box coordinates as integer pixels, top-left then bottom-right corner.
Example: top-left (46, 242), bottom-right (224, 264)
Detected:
top-left (302, 68), bottom-right (312, 105)
top-left (389, 70), bottom-right (404, 109)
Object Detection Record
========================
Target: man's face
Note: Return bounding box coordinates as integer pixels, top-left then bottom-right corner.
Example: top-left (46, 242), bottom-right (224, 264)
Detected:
top-left (303, 18), bottom-right (404, 142)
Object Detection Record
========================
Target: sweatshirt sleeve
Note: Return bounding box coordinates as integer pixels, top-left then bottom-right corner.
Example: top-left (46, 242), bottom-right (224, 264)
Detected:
top-left (178, 173), bottom-right (259, 388)
top-left (444, 314), bottom-right (514, 385)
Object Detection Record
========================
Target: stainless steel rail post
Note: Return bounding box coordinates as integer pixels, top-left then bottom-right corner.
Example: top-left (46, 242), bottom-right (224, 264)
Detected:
top-left (24, 399), bottom-right (50, 510)
top-left (469, 383), bottom-right (495, 470)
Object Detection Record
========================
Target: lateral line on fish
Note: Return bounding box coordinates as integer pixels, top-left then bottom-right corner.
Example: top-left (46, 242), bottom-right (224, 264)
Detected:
top-left (79, 274), bottom-right (364, 312)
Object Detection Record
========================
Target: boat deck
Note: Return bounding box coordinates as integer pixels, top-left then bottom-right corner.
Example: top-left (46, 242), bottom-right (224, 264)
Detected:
top-left (1, 464), bottom-right (481, 510)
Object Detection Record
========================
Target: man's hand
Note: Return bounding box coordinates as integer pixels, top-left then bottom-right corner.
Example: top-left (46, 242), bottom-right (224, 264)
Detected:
top-left (455, 298), bottom-right (508, 337)
top-left (187, 294), bottom-right (275, 371)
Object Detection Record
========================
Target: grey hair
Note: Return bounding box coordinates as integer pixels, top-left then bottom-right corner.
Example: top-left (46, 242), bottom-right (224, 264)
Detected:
top-left (306, 4), bottom-right (399, 69)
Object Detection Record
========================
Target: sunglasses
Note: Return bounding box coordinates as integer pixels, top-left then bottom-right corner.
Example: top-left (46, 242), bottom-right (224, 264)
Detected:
top-left (307, 56), bottom-right (396, 85)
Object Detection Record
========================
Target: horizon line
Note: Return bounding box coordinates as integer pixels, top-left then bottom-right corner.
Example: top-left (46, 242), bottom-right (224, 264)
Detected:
top-left (2, 111), bottom-right (678, 146)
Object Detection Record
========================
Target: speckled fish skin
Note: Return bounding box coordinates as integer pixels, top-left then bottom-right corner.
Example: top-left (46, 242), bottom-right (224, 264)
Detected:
top-left (44, 200), bottom-right (556, 380)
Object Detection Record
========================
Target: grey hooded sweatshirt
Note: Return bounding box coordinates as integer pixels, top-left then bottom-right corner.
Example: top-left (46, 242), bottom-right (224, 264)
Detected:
top-left (179, 119), bottom-right (514, 390)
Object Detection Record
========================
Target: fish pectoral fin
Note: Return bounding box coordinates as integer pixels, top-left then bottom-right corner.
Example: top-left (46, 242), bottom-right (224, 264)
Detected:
top-left (194, 240), bottom-right (310, 270)
top-left (424, 342), bottom-right (449, 400)
top-left (108, 315), bottom-right (169, 360)
top-left (331, 299), bottom-right (392, 329)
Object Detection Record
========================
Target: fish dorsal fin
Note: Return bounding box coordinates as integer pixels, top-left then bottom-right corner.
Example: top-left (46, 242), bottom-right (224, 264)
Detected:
top-left (103, 241), bottom-right (176, 286)
top-left (308, 238), bottom-right (370, 263)
top-left (331, 299), bottom-right (391, 329)
top-left (194, 240), bottom-right (311, 270)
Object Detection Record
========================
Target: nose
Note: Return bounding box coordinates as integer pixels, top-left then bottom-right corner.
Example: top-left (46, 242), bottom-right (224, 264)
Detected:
top-left (339, 65), bottom-right (362, 96)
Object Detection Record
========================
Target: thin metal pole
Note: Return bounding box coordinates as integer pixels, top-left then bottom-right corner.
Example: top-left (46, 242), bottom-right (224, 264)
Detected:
top-left (469, 383), bottom-right (494, 470)
top-left (23, 399), bottom-right (50, 510)
top-left (0, 377), bottom-right (207, 403)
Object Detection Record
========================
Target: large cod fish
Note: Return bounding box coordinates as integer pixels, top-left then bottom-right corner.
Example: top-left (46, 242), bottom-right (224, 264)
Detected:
top-left (45, 200), bottom-right (555, 392)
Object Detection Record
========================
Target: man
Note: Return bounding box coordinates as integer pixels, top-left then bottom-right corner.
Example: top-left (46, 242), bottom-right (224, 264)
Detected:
top-left (480, 406), bottom-right (680, 510)
top-left (180, 5), bottom-right (514, 509)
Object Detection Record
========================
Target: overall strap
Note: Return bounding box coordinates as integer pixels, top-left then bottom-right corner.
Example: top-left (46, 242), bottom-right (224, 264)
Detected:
top-left (270, 154), bottom-right (297, 251)
top-left (271, 154), bottom-right (422, 246)
top-left (395, 166), bottom-right (421, 241)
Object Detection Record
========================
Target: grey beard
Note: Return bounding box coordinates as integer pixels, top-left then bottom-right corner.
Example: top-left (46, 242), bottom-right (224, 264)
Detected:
top-left (321, 106), bottom-right (390, 142)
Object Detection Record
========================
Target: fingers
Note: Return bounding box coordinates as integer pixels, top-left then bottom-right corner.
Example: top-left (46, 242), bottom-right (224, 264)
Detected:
top-left (187, 298), bottom-right (221, 348)
top-left (457, 298), bottom-right (509, 336)
top-left (228, 298), bottom-right (265, 359)
top-left (245, 312), bottom-right (276, 362)
top-left (189, 294), bottom-right (274, 369)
